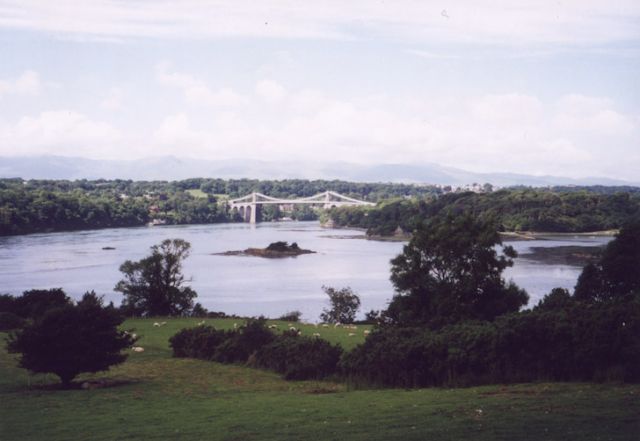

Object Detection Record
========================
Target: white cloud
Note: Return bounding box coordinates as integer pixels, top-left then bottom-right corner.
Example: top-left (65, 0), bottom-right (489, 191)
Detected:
top-left (156, 63), bottom-right (248, 108)
top-left (0, 70), bottom-right (40, 98)
top-left (0, 110), bottom-right (120, 156)
top-left (255, 80), bottom-right (286, 104)
top-left (1, 1), bottom-right (639, 46)
top-left (100, 87), bottom-right (123, 111)
top-left (554, 94), bottom-right (636, 135)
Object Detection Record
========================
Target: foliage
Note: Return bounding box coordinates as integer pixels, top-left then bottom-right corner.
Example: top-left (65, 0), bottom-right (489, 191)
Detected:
top-left (278, 310), bottom-right (302, 322)
top-left (190, 302), bottom-right (209, 317)
top-left (574, 221), bottom-right (640, 302)
top-left (266, 241), bottom-right (300, 252)
top-left (256, 334), bottom-right (343, 380)
top-left (328, 188), bottom-right (640, 235)
top-left (0, 288), bottom-right (72, 319)
top-left (211, 318), bottom-right (275, 364)
top-left (169, 325), bottom-right (228, 359)
top-left (0, 312), bottom-right (27, 331)
top-left (341, 297), bottom-right (640, 388)
top-left (387, 214), bottom-right (528, 327)
top-left (115, 239), bottom-right (197, 316)
top-left (0, 177), bottom-right (441, 236)
top-left (6, 291), bottom-right (134, 387)
top-left (320, 286), bottom-right (361, 324)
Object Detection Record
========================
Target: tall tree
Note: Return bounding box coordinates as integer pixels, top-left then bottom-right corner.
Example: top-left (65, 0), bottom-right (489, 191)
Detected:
top-left (115, 239), bottom-right (197, 316)
top-left (386, 213), bottom-right (528, 327)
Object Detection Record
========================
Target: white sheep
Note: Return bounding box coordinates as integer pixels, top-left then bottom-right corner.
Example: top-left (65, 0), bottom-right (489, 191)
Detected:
top-left (268, 324), bottom-right (278, 329)
top-left (312, 333), bottom-right (321, 337)
top-left (348, 333), bottom-right (356, 337)
top-left (233, 323), bottom-right (238, 329)
top-left (153, 322), bottom-right (161, 327)
top-left (363, 330), bottom-right (370, 335)
top-left (131, 346), bottom-right (145, 353)
top-left (161, 321), bottom-right (167, 325)
top-left (322, 324), bottom-right (329, 328)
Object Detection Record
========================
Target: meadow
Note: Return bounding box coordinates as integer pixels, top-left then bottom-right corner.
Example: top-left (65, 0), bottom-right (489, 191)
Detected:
top-left (1, 318), bottom-right (638, 441)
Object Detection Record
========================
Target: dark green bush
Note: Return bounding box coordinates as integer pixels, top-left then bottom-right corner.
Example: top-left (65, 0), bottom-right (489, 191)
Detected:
top-left (212, 318), bottom-right (275, 364)
top-left (256, 335), bottom-right (343, 380)
top-left (342, 298), bottom-right (640, 387)
top-left (169, 326), bottom-right (228, 359)
top-left (0, 311), bottom-right (27, 331)
top-left (278, 311), bottom-right (302, 322)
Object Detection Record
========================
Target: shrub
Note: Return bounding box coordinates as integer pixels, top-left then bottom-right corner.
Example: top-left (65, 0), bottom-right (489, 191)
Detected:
top-left (6, 292), bottom-right (134, 388)
top-left (169, 326), bottom-right (227, 359)
top-left (10, 289), bottom-right (72, 319)
top-left (212, 318), bottom-right (275, 364)
top-left (257, 335), bottom-right (343, 380)
top-left (0, 312), bottom-right (27, 331)
top-left (278, 310), bottom-right (302, 322)
top-left (341, 297), bottom-right (640, 387)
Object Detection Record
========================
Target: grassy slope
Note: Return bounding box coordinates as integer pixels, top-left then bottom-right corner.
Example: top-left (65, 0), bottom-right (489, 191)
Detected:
top-left (1, 318), bottom-right (638, 441)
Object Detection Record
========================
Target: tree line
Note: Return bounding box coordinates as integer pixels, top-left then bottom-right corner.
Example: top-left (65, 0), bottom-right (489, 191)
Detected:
top-left (0, 178), bottom-right (441, 236)
top-left (328, 188), bottom-right (640, 235)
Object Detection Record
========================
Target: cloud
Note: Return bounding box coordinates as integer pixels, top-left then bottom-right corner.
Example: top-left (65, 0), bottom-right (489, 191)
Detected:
top-left (0, 70), bottom-right (40, 98)
top-left (156, 63), bottom-right (248, 107)
top-left (1, 1), bottom-right (639, 46)
top-left (255, 80), bottom-right (286, 104)
top-left (100, 87), bottom-right (123, 111)
top-left (0, 110), bottom-right (120, 156)
top-left (554, 94), bottom-right (636, 135)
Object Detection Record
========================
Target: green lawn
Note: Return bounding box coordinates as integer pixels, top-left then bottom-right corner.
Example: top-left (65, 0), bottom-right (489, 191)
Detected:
top-left (1, 318), bottom-right (638, 441)
top-left (185, 189), bottom-right (209, 199)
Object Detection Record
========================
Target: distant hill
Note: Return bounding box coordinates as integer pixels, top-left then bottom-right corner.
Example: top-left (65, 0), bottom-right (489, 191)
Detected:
top-left (0, 155), bottom-right (637, 187)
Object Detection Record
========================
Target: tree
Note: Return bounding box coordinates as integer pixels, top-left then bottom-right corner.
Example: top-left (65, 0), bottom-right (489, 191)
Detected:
top-left (115, 239), bottom-right (197, 316)
top-left (320, 286), bottom-right (361, 324)
top-left (386, 213), bottom-right (528, 327)
top-left (7, 291), bottom-right (134, 388)
top-left (574, 221), bottom-right (640, 302)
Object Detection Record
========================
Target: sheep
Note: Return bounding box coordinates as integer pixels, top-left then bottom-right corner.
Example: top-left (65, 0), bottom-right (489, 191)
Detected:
top-left (268, 324), bottom-right (278, 329)
top-left (363, 330), bottom-right (370, 335)
top-left (322, 324), bottom-right (329, 328)
top-left (153, 322), bottom-right (161, 327)
top-left (131, 346), bottom-right (145, 353)
top-left (334, 323), bottom-right (341, 328)
top-left (312, 333), bottom-right (321, 337)
top-left (348, 333), bottom-right (356, 337)
top-left (197, 320), bottom-right (206, 326)
top-left (131, 333), bottom-right (137, 339)
top-left (233, 323), bottom-right (238, 329)
top-left (289, 326), bottom-right (298, 332)
top-left (161, 321), bottom-right (167, 325)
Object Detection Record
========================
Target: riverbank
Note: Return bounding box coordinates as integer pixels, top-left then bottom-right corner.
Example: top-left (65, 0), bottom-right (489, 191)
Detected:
top-left (2, 317), bottom-right (638, 441)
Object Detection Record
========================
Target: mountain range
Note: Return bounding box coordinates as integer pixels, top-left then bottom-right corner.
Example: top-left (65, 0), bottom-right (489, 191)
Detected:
top-left (0, 155), bottom-right (637, 187)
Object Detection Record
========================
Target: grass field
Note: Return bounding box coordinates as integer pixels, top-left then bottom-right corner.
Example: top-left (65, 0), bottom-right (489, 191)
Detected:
top-left (185, 189), bottom-right (209, 199)
top-left (1, 317), bottom-right (638, 441)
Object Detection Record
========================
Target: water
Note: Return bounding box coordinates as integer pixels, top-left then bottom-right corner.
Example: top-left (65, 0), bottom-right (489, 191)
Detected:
top-left (0, 222), bottom-right (612, 320)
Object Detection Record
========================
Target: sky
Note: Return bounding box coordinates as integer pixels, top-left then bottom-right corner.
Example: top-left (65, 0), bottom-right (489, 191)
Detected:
top-left (0, 0), bottom-right (639, 180)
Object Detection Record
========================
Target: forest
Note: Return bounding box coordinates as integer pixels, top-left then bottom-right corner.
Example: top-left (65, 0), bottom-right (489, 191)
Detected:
top-left (327, 188), bottom-right (640, 235)
top-left (0, 178), bottom-right (440, 236)
top-left (2, 177), bottom-right (640, 236)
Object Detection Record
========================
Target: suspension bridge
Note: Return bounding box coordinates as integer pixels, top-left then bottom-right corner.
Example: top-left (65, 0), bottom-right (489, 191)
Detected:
top-left (228, 191), bottom-right (375, 223)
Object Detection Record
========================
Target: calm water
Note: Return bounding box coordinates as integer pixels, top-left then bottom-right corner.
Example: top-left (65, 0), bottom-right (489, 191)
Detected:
top-left (0, 222), bottom-right (612, 320)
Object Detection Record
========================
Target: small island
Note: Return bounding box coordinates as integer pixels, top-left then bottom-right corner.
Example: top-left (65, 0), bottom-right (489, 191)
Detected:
top-left (214, 241), bottom-right (315, 258)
